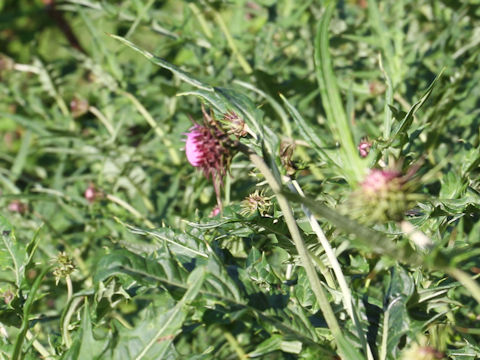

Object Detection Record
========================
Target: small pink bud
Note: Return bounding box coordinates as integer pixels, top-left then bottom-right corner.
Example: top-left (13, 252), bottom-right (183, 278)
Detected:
top-left (8, 200), bottom-right (27, 214)
top-left (209, 206), bottom-right (221, 217)
top-left (349, 166), bottom-right (420, 223)
top-left (85, 184), bottom-right (100, 203)
top-left (358, 140), bottom-right (372, 158)
top-left (401, 343), bottom-right (445, 360)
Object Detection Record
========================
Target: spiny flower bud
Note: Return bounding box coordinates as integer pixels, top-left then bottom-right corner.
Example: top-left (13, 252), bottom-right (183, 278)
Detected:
top-left (53, 251), bottom-right (75, 285)
top-left (223, 111), bottom-right (248, 138)
top-left (349, 167), bottom-right (420, 223)
top-left (400, 344), bottom-right (445, 360)
top-left (280, 139), bottom-right (298, 177)
top-left (240, 190), bottom-right (272, 216)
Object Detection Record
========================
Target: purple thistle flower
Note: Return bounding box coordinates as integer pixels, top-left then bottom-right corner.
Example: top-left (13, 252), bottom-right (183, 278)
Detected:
top-left (185, 106), bottom-right (236, 210)
top-left (185, 123), bottom-right (229, 181)
top-left (348, 166), bottom-right (422, 223)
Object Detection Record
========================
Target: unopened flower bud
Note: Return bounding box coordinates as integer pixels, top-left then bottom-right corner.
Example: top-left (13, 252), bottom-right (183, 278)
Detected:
top-left (85, 183), bottom-right (101, 203)
top-left (0, 54), bottom-right (14, 72)
top-left (53, 251), bottom-right (75, 285)
top-left (224, 111), bottom-right (248, 137)
top-left (401, 344), bottom-right (445, 360)
top-left (70, 97), bottom-right (89, 118)
top-left (358, 139), bottom-right (372, 158)
top-left (241, 190), bottom-right (272, 216)
top-left (8, 200), bottom-right (27, 214)
top-left (280, 139), bottom-right (298, 176)
top-left (209, 206), bottom-right (221, 217)
top-left (3, 289), bottom-right (14, 305)
top-left (349, 167), bottom-right (419, 223)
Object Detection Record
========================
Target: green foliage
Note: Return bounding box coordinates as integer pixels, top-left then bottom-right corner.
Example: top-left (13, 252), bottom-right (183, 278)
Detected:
top-left (1, 0), bottom-right (480, 359)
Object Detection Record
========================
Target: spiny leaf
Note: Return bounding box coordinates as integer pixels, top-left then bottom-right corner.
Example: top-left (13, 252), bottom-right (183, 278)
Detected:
top-left (0, 216), bottom-right (27, 289)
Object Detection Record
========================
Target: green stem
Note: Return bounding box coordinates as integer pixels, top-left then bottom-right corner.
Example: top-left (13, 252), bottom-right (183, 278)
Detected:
top-left (189, 3), bottom-right (213, 39)
top-left (224, 331), bottom-right (248, 360)
top-left (238, 143), bottom-right (345, 349)
top-left (26, 330), bottom-right (54, 359)
top-left (307, 250), bottom-right (336, 289)
top-left (446, 268), bottom-right (480, 306)
top-left (213, 10), bottom-right (252, 74)
top-left (106, 194), bottom-right (155, 229)
top-left (62, 296), bottom-right (85, 348)
top-left (66, 275), bottom-right (73, 303)
top-left (315, 1), bottom-right (363, 184)
top-left (290, 180), bottom-right (373, 360)
top-left (88, 106), bottom-right (115, 137)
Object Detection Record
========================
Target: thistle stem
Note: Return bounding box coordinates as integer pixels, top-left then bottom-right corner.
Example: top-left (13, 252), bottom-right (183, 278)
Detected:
top-left (66, 275), bottom-right (73, 303)
top-left (26, 330), bottom-right (54, 359)
top-left (212, 10), bottom-right (253, 74)
top-left (237, 143), bottom-right (346, 349)
top-left (224, 331), bottom-right (248, 360)
top-left (290, 179), bottom-right (373, 360)
top-left (106, 194), bottom-right (155, 229)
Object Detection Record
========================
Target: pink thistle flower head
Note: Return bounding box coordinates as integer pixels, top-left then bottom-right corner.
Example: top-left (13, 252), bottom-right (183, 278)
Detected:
top-left (185, 107), bottom-right (233, 181)
top-left (361, 169), bottom-right (401, 194)
top-left (185, 106), bottom-right (236, 210)
top-left (348, 166), bottom-right (421, 223)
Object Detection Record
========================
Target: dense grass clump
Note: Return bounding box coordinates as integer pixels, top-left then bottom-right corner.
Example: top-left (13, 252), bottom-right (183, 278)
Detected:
top-left (1, 1), bottom-right (480, 359)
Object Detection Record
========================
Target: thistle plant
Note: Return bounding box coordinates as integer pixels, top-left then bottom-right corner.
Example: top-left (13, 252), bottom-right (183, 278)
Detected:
top-left (7, 200), bottom-right (27, 214)
top-left (2, 1), bottom-right (480, 359)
